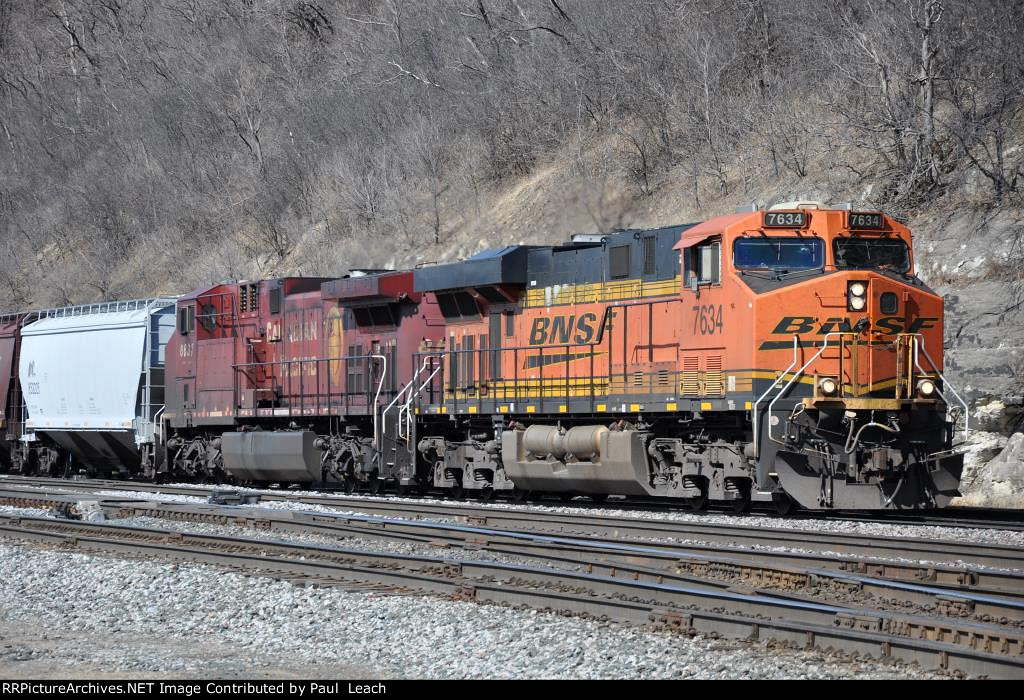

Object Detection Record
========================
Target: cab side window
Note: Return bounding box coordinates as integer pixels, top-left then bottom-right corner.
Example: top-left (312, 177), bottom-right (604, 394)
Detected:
top-left (684, 240), bottom-right (721, 286)
top-left (178, 306), bottom-right (195, 335)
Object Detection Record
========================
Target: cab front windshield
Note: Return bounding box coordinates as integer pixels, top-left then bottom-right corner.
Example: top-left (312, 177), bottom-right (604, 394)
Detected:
top-left (833, 237), bottom-right (910, 272)
top-left (733, 237), bottom-right (824, 271)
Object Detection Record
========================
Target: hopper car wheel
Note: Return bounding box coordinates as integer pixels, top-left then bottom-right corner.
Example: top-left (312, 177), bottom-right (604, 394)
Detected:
top-left (343, 476), bottom-right (357, 494)
top-left (448, 484), bottom-right (465, 500)
top-left (478, 487), bottom-right (496, 501)
top-left (510, 489), bottom-right (531, 502)
top-left (589, 494), bottom-right (609, 503)
top-left (559, 493), bottom-right (575, 502)
top-left (773, 493), bottom-right (795, 516)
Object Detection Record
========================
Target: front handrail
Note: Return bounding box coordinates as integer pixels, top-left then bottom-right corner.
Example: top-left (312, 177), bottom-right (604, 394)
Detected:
top-left (752, 335), bottom-right (799, 458)
top-left (765, 332), bottom-right (849, 447)
top-left (909, 333), bottom-right (970, 433)
top-left (154, 406), bottom-right (165, 444)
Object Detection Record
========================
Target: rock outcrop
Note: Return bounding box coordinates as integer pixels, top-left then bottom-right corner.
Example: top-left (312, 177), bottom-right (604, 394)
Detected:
top-left (957, 431), bottom-right (1024, 508)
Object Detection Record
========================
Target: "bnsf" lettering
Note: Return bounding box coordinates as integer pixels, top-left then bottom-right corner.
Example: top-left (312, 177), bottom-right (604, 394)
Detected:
top-left (771, 316), bottom-right (937, 335)
top-left (529, 312), bottom-right (599, 346)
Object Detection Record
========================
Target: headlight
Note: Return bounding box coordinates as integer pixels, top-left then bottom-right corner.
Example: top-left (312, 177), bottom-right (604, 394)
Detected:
top-left (847, 281), bottom-right (867, 311)
top-left (818, 377), bottom-right (838, 396)
top-left (917, 379), bottom-right (936, 397)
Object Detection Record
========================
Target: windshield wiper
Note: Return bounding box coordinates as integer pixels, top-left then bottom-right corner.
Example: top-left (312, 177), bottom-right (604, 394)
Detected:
top-left (739, 268), bottom-right (784, 279)
top-left (776, 267), bottom-right (824, 280)
top-left (740, 267), bottom-right (822, 281)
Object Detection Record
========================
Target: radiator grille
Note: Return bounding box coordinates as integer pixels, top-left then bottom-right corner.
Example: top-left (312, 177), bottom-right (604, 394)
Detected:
top-left (681, 356), bottom-right (700, 395)
top-left (705, 355), bottom-right (724, 396)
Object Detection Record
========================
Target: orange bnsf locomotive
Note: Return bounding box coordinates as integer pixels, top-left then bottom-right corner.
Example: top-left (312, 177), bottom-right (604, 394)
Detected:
top-left (409, 204), bottom-right (965, 511)
top-left (0, 205), bottom-right (966, 511)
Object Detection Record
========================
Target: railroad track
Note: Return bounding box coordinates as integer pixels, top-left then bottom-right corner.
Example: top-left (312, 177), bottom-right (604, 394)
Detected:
top-left (5, 485), bottom-right (1024, 638)
top-left (2, 512), bottom-right (1024, 678)
top-left (3, 478), bottom-right (1023, 575)
top-left (1, 485), bottom-right (1018, 595)
top-left (3, 474), bottom-right (1022, 532)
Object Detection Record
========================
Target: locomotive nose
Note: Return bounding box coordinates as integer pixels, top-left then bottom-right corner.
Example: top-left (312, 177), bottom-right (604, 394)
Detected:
top-left (808, 271), bottom-right (941, 401)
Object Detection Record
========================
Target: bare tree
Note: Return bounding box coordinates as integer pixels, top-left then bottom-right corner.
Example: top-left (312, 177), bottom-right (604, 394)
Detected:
top-left (407, 113), bottom-right (453, 245)
top-left (0, 0), bottom-right (1018, 310)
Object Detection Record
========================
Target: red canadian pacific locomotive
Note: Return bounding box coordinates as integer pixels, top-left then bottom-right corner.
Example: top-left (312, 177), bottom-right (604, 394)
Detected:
top-left (0, 206), bottom-right (967, 511)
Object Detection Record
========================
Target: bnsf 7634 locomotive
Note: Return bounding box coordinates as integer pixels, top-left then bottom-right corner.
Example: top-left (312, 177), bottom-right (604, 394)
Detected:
top-left (0, 205), bottom-right (967, 511)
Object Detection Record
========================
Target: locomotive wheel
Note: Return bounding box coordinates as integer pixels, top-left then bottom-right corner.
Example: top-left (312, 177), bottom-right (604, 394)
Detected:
top-left (685, 493), bottom-right (709, 512)
top-left (773, 493), bottom-right (795, 516)
top-left (730, 496), bottom-right (752, 514)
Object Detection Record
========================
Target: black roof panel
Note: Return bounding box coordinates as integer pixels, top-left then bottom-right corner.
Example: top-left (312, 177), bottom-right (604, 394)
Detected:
top-left (414, 246), bottom-right (534, 292)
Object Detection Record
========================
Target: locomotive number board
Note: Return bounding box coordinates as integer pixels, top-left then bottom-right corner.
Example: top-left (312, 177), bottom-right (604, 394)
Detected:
top-left (847, 211), bottom-right (885, 230)
top-left (763, 211), bottom-right (807, 228)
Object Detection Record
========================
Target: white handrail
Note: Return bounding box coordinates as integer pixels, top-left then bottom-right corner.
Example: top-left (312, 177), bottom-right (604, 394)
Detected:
top-left (752, 335), bottom-right (799, 458)
top-left (765, 332), bottom-right (845, 446)
top-left (369, 354), bottom-right (387, 465)
top-left (911, 334), bottom-right (970, 433)
top-left (154, 406), bottom-right (165, 444)
top-left (400, 356), bottom-right (444, 441)
top-left (380, 355), bottom-right (433, 444)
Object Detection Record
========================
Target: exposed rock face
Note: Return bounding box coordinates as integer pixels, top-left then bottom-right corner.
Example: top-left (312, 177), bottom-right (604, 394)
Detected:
top-left (952, 399), bottom-right (1024, 507)
top-left (955, 429), bottom-right (1009, 505)
top-left (971, 398), bottom-right (1024, 434)
top-left (912, 209), bottom-right (1023, 402)
top-left (956, 431), bottom-right (1024, 508)
top-left (910, 210), bottom-right (1023, 508)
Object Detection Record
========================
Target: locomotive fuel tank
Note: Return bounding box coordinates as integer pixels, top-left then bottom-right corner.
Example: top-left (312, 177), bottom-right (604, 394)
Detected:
top-left (502, 425), bottom-right (655, 495)
top-left (221, 430), bottom-right (321, 483)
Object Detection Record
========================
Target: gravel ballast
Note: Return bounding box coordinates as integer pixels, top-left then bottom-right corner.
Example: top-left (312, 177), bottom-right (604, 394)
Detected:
top-left (0, 540), bottom-right (947, 679)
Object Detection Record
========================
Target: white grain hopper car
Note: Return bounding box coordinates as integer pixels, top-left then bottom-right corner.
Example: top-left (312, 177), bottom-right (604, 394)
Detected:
top-left (17, 298), bottom-right (176, 477)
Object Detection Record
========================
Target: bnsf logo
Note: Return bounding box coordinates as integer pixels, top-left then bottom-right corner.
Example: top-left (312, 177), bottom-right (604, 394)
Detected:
top-left (529, 312), bottom-right (599, 346)
top-left (772, 316), bottom-right (938, 335)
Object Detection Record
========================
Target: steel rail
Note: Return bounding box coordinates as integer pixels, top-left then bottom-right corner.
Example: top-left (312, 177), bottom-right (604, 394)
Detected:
top-left (2, 488), bottom-right (1023, 621)
top-left (1, 514), bottom-right (1022, 678)
top-left (102, 498), bottom-right (1024, 622)
top-left (2, 478), bottom-right (1022, 572)
top-left (5, 474), bottom-right (1024, 532)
